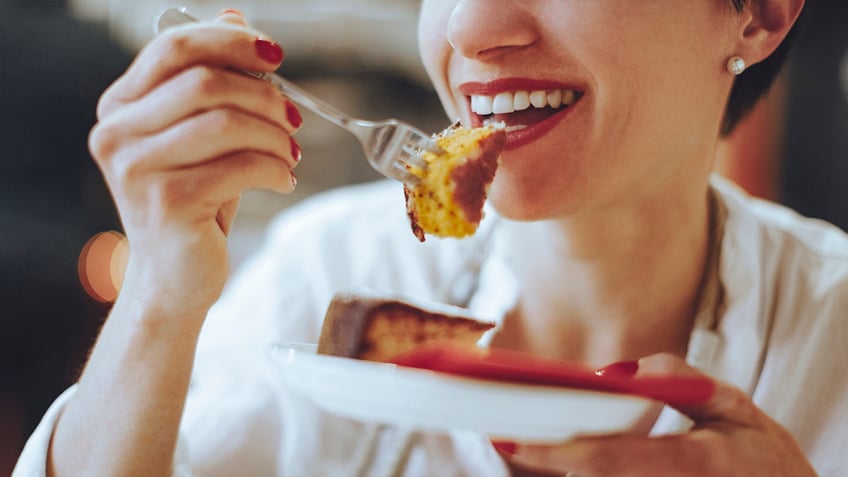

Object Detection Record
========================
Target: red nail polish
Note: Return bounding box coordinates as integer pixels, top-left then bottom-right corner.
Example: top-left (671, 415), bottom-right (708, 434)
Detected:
top-left (491, 440), bottom-right (517, 456)
top-left (285, 101), bottom-right (303, 129)
top-left (290, 139), bottom-right (302, 162)
top-left (255, 38), bottom-right (284, 64)
top-left (595, 360), bottom-right (639, 378)
top-left (219, 8), bottom-right (243, 16)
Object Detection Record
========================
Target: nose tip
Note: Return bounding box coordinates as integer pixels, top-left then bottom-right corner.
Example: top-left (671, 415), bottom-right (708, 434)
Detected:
top-left (446, 1), bottom-right (538, 60)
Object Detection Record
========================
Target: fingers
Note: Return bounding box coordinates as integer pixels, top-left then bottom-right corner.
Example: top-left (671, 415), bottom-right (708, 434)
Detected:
top-left (496, 355), bottom-right (816, 476)
top-left (93, 108), bottom-right (300, 181)
top-left (86, 8), bottom-right (305, 240)
top-left (216, 9), bottom-right (248, 27)
top-left (175, 150), bottom-right (296, 200)
top-left (101, 66), bottom-right (300, 137)
top-left (636, 353), bottom-right (761, 427)
top-left (506, 421), bottom-right (813, 477)
top-left (99, 19), bottom-right (283, 119)
top-left (114, 151), bottom-right (294, 229)
top-left (507, 433), bottom-right (718, 477)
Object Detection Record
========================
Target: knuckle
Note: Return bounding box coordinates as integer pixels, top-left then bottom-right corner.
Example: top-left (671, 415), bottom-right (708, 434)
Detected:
top-left (229, 152), bottom-right (256, 176)
top-left (720, 385), bottom-right (759, 423)
top-left (96, 76), bottom-right (126, 120)
top-left (96, 91), bottom-right (116, 120)
top-left (186, 65), bottom-right (224, 97)
top-left (155, 30), bottom-right (196, 64)
top-left (88, 122), bottom-right (118, 165)
top-left (202, 109), bottom-right (241, 136)
top-left (261, 83), bottom-right (283, 109)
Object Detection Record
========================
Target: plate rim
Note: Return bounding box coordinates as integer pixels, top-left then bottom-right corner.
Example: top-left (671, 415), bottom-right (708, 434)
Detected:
top-left (268, 342), bottom-right (654, 442)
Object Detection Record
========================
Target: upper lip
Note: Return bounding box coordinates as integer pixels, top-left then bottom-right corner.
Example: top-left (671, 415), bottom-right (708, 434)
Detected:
top-left (458, 77), bottom-right (585, 96)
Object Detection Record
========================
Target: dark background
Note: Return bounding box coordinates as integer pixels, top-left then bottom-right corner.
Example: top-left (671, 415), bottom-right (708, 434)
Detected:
top-left (1, 0), bottom-right (845, 473)
top-left (0, 0), bottom-right (127, 471)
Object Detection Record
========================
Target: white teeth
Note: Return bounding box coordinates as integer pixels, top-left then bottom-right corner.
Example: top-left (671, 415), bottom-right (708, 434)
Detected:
top-left (547, 90), bottom-right (562, 109)
top-left (470, 88), bottom-right (580, 115)
top-left (529, 90), bottom-right (548, 108)
top-left (472, 95), bottom-right (494, 115)
top-left (492, 92), bottom-right (514, 114)
top-left (513, 91), bottom-right (530, 111)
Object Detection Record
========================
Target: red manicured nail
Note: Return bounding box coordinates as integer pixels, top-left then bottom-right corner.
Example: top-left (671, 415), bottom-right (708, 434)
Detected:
top-left (595, 360), bottom-right (639, 378)
top-left (491, 440), bottom-right (517, 456)
top-left (255, 38), bottom-right (284, 64)
top-left (290, 139), bottom-right (302, 162)
top-left (285, 101), bottom-right (303, 129)
top-left (219, 8), bottom-right (243, 16)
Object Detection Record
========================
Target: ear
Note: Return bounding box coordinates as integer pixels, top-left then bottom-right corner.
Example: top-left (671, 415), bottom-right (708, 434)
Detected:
top-left (735, 0), bottom-right (805, 65)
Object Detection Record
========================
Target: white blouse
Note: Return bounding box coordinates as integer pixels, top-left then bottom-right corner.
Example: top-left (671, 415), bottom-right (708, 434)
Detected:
top-left (14, 176), bottom-right (848, 476)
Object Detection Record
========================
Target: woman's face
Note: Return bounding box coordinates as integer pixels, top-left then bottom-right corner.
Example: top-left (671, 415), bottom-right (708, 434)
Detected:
top-left (419, 1), bottom-right (739, 220)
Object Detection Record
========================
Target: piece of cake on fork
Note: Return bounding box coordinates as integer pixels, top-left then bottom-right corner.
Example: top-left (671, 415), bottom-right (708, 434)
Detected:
top-left (404, 122), bottom-right (506, 242)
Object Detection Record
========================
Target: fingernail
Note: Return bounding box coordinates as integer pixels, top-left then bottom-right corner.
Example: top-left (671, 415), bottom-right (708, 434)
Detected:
top-left (285, 101), bottom-right (303, 129)
top-left (490, 440), bottom-right (517, 456)
top-left (255, 38), bottom-right (284, 64)
top-left (291, 171), bottom-right (297, 188)
top-left (290, 139), bottom-right (302, 162)
top-left (219, 8), bottom-right (243, 16)
top-left (595, 360), bottom-right (639, 378)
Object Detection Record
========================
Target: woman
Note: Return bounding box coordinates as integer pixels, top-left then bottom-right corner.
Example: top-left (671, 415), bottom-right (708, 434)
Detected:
top-left (15, 0), bottom-right (847, 476)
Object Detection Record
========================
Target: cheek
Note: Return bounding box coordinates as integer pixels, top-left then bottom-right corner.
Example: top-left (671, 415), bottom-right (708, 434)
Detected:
top-left (418, 1), bottom-right (460, 120)
top-left (417, 2), bottom-right (450, 78)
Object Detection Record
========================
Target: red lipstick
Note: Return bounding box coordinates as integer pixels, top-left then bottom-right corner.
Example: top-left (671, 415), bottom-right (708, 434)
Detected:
top-left (459, 78), bottom-right (585, 151)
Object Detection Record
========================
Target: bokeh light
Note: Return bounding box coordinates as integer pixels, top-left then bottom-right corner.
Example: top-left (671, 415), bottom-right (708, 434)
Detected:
top-left (78, 231), bottom-right (128, 303)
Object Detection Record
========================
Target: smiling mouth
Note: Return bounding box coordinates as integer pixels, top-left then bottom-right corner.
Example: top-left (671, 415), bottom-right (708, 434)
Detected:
top-left (468, 88), bottom-right (584, 130)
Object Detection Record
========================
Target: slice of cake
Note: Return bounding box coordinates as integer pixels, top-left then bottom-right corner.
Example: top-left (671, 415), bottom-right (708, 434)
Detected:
top-left (404, 122), bottom-right (506, 242)
top-left (317, 293), bottom-right (495, 362)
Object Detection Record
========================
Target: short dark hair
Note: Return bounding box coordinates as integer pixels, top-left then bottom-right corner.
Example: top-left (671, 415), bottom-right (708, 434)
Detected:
top-left (721, 0), bottom-right (806, 135)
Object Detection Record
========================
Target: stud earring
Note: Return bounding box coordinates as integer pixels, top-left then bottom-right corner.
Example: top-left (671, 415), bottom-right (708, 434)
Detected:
top-left (726, 56), bottom-right (746, 76)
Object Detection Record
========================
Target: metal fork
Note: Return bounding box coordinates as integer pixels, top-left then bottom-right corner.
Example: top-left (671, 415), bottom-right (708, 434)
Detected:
top-left (156, 8), bottom-right (439, 185)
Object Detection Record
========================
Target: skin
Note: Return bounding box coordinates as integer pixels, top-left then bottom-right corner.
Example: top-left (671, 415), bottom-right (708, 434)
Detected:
top-left (419, 0), bottom-right (733, 368)
top-left (419, 0), bottom-right (812, 475)
top-left (45, 1), bottom-right (813, 476)
top-left (48, 13), bottom-right (299, 476)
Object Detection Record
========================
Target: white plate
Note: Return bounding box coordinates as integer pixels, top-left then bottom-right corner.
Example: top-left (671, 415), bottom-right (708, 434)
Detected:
top-left (268, 343), bottom-right (654, 443)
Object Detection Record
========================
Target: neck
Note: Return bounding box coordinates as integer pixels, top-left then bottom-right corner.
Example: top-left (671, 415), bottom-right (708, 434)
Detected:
top-left (494, 175), bottom-right (713, 366)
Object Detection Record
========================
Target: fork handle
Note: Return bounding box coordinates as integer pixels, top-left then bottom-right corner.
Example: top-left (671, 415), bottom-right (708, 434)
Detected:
top-left (155, 8), bottom-right (357, 130)
top-left (249, 71), bottom-right (357, 130)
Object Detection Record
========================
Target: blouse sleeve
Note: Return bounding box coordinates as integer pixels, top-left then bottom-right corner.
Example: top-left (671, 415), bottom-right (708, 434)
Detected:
top-left (12, 386), bottom-right (77, 476)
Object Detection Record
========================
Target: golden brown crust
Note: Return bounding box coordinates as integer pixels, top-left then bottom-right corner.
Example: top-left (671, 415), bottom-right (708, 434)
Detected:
top-left (317, 293), bottom-right (495, 362)
top-left (404, 123), bottom-right (506, 242)
top-left (403, 187), bottom-right (426, 242)
top-left (449, 132), bottom-right (504, 224)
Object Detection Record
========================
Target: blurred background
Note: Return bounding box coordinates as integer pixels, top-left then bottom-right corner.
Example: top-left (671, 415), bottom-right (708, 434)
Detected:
top-left (0, 0), bottom-right (845, 472)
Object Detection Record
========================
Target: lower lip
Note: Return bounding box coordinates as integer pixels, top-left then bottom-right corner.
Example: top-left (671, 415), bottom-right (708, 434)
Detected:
top-left (506, 108), bottom-right (573, 151)
top-left (470, 99), bottom-right (580, 151)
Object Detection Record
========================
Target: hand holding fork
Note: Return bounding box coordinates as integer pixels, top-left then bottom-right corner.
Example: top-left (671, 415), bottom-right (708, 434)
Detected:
top-left (156, 7), bottom-right (440, 186)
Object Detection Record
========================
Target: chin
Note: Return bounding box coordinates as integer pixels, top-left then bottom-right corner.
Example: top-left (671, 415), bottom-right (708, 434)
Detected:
top-left (486, 176), bottom-right (565, 222)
